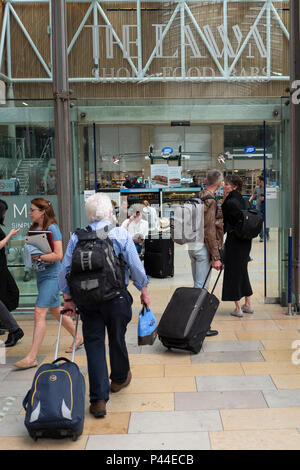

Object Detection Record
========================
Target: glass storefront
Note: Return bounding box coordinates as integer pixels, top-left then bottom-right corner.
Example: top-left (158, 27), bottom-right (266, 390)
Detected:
top-left (0, 101), bottom-right (57, 307)
top-left (0, 97), bottom-right (289, 308)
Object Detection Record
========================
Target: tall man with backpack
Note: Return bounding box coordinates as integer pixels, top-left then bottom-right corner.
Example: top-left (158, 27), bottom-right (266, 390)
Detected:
top-left (58, 193), bottom-right (150, 418)
top-left (187, 169), bottom-right (224, 336)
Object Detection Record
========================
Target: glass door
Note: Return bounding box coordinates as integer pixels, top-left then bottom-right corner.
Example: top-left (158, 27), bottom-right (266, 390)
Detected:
top-left (264, 123), bottom-right (281, 302)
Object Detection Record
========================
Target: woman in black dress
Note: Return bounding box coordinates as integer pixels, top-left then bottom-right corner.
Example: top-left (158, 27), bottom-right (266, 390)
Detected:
top-left (221, 175), bottom-right (253, 317)
top-left (0, 199), bottom-right (24, 346)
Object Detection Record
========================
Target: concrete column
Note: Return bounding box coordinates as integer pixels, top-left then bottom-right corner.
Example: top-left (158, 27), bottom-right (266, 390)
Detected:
top-left (210, 125), bottom-right (224, 168)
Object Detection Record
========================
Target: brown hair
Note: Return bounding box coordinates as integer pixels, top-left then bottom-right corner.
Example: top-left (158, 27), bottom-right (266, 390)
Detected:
top-left (29, 198), bottom-right (58, 231)
top-left (224, 174), bottom-right (243, 192)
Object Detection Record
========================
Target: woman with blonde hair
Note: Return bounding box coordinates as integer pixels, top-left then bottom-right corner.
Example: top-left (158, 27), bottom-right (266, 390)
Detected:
top-left (14, 198), bottom-right (83, 369)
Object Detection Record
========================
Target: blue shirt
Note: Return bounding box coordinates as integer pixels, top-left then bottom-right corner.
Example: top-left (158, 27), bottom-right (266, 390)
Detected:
top-left (58, 219), bottom-right (149, 296)
top-left (35, 223), bottom-right (62, 280)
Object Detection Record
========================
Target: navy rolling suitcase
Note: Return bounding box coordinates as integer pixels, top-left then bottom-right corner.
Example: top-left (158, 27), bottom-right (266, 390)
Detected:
top-left (157, 268), bottom-right (222, 354)
top-left (23, 310), bottom-right (85, 441)
top-left (144, 236), bottom-right (174, 278)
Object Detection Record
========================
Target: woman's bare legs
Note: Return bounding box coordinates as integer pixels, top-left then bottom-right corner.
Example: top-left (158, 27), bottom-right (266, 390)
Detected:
top-left (14, 306), bottom-right (48, 367)
top-left (50, 306), bottom-right (83, 350)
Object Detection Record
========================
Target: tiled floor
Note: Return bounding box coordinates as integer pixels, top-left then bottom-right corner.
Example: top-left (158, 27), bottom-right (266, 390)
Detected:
top-left (1, 236), bottom-right (300, 450)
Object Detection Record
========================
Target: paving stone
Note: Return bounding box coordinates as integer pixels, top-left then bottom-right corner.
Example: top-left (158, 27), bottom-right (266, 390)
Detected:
top-left (141, 342), bottom-right (188, 355)
top-left (191, 351), bottom-right (265, 363)
top-left (210, 429), bottom-right (300, 450)
top-left (126, 344), bottom-right (142, 354)
top-left (128, 410), bottom-right (222, 433)
top-left (0, 415), bottom-right (27, 437)
top-left (0, 397), bottom-right (23, 415)
top-left (221, 407), bottom-right (300, 430)
top-left (0, 367), bottom-right (12, 381)
top-left (196, 375), bottom-right (277, 392)
top-left (0, 381), bottom-right (32, 398)
top-left (263, 389), bottom-right (300, 408)
top-left (202, 341), bottom-right (264, 353)
top-left (86, 432), bottom-right (211, 450)
top-left (175, 391), bottom-right (268, 410)
top-left (4, 367), bottom-right (38, 382)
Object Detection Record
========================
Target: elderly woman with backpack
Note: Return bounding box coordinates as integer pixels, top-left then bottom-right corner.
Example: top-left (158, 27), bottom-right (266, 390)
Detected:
top-left (221, 174), bottom-right (254, 318)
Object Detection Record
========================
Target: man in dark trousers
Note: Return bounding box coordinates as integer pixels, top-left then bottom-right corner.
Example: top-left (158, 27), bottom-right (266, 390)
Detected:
top-left (58, 193), bottom-right (150, 418)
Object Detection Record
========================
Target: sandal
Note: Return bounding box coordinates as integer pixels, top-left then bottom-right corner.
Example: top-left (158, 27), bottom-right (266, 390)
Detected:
top-left (65, 337), bottom-right (84, 354)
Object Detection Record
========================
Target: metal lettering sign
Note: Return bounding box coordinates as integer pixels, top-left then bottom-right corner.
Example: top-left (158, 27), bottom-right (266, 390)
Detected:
top-left (0, 0), bottom-right (290, 84)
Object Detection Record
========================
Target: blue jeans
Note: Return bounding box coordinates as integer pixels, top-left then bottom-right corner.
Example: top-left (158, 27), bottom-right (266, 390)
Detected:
top-left (259, 208), bottom-right (270, 240)
top-left (79, 289), bottom-right (133, 403)
top-left (188, 244), bottom-right (211, 289)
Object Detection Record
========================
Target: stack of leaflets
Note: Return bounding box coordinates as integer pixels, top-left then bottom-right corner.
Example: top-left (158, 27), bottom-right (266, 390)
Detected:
top-left (24, 231), bottom-right (54, 254)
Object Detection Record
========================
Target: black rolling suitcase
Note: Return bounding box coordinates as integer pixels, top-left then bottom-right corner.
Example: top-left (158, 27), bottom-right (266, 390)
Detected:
top-left (157, 268), bottom-right (222, 354)
top-left (23, 310), bottom-right (86, 441)
top-left (144, 236), bottom-right (174, 278)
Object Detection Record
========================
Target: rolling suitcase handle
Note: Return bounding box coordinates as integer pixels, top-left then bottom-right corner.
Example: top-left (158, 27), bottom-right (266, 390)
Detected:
top-left (203, 264), bottom-right (224, 296)
top-left (54, 308), bottom-right (80, 363)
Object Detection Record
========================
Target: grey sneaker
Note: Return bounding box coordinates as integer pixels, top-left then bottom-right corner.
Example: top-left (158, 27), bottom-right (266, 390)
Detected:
top-left (230, 309), bottom-right (243, 318)
top-left (242, 304), bottom-right (254, 314)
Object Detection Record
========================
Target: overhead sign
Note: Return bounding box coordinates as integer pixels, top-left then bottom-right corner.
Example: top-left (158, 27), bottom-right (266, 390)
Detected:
top-left (244, 146), bottom-right (256, 155)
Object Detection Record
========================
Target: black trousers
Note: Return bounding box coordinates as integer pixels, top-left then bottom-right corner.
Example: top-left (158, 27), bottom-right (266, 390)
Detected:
top-left (80, 289), bottom-right (133, 403)
top-left (0, 299), bottom-right (19, 332)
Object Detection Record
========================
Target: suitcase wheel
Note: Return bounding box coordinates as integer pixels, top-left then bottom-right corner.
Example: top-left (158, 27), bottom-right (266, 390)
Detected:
top-left (72, 434), bottom-right (78, 442)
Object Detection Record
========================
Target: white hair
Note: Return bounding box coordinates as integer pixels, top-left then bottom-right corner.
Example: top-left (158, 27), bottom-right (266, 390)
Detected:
top-left (206, 169), bottom-right (223, 186)
top-left (85, 193), bottom-right (113, 222)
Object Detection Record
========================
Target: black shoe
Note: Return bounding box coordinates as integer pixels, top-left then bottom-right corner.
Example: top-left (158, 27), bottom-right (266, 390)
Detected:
top-left (206, 329), bottom-right (218, 337)
top-left (4, 328), bottom-right (24, 347)
top-left (0, 329), bottom-right (6, 336)
top-left (23, 272), bottom-right (31, 282)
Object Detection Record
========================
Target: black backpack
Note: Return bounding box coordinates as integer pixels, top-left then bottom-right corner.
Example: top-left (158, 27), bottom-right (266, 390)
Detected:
top-left (66, 225), bottom-right (125, 309)
top-left (234, 200), bottom-right (263, 240)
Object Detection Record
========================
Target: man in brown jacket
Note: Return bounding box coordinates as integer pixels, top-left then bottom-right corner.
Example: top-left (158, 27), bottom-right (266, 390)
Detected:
top-left (188, 169), bottom-right (224, 336)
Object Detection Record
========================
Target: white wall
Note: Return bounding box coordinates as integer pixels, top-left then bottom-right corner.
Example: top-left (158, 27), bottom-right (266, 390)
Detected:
top-left (96, 126), bottom-right (142, 172)
top-left (154, 125), bottom-right (211, 170)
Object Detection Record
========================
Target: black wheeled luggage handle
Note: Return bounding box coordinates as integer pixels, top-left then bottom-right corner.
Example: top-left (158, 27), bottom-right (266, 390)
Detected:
top-left (203, 265), bottom-right (223, 295)
top-left (54, 308), bottom-right (80, 363)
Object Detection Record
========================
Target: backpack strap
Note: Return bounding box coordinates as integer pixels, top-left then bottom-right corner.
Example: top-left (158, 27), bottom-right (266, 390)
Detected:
top-left (75, 224), bottom-right (113, 241)
top-left (200, 195), bottom-right (215, 202)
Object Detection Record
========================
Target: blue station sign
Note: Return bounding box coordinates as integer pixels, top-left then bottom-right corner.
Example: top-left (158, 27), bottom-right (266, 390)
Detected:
top-left (244, 146), bottom-right (256, 154)
top-left (161, 146), bottom-right (174, 155)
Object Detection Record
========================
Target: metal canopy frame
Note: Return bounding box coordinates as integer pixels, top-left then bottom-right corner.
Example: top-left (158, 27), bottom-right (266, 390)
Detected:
top-left (0, 0), bottom-right (290, 83)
